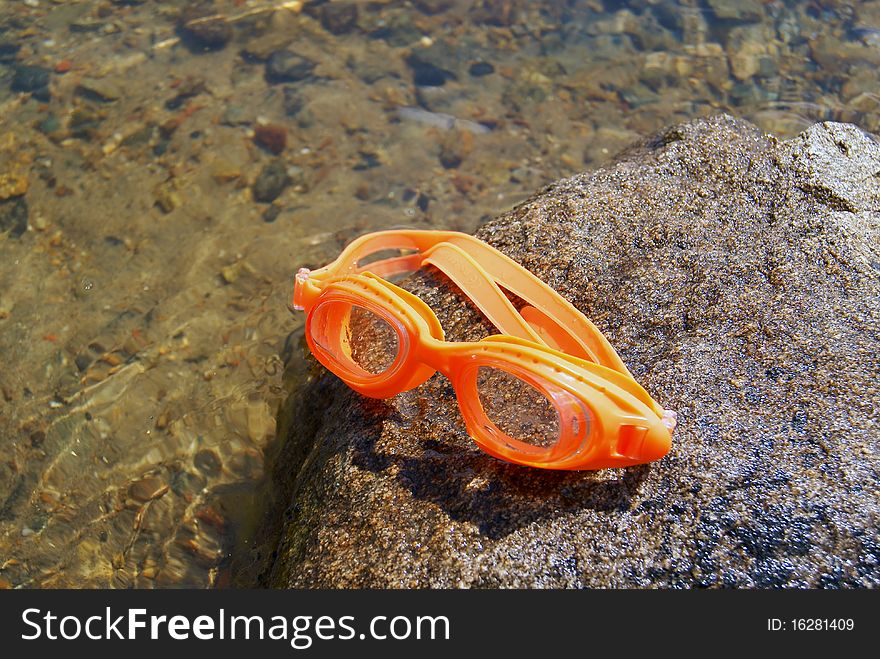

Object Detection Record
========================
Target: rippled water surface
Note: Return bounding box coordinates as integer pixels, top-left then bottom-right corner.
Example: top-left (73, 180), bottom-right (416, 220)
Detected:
top-left (1, 0), bottom-right (878, 588)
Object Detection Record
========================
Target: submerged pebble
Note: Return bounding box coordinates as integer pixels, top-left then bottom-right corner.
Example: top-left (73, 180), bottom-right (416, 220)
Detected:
top-left (178, 4), bottom-right (233, 52)
top-left (194, 448), bottom-right (222, 476)
top-left (438, 129), bottom-right (473, 169)
top-left (262, 204), bottom-right (281, 223)
top-left (0, 197), bottom-right (28, 238)
top-left (254, 124), bottom-right (287, 155)
top-left (252, 161), bottom-right (291, 203)
top-left (221, 105), bottom-right (251, 126)
top-left (413, 0), bottom-right (454, 15)
top-left (319, 2), bottom-right (359, 35)
top-left (468, 61), bottom-right (495, 77)
top-left (265, 50), bottom-right (316, 84)
top-left (707, 0), bottom-right (763, 23)
top-left (0, 40), bottom-right (21, 63)
top-left (397, 106), bottom-right (490, 135)
top-left (76, 78), bottom-right (123, 102)
top-left (406, 50), bottom-right (456, 87)
top-left (11, 65), bottom-right (51, 101)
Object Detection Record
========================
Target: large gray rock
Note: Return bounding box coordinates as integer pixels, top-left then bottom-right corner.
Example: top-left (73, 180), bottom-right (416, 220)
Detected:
top-left (265, 116), bottom-right (880, 588)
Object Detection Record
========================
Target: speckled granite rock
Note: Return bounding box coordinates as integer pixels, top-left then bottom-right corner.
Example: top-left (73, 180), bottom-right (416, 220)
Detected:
top-left (266, 116), bottom-right (880, 588)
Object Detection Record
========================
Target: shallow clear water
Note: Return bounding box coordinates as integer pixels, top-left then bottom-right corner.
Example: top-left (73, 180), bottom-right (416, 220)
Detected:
top-left (0, 0), bottom-right (877, 588)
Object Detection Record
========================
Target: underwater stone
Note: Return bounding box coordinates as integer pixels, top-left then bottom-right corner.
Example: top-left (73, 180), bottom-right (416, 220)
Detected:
top-left (194, 448), bottom-right (222, 476)
top-left (706, 0), bottom-right (764, 23)
top-left (412, 0), bottom-right (454, 14)
top-left (0, 197), bottom-right (28, 238)
top-left (406, 58), bottom-right (452, 87)
top-left (0, 40), bottom-right (20, 63)
top-left (253, 124), bottom-right (287, 155)
top-left (405, 42), bottom-right (460, 87)
top-left (37, 114), bottom-right (61, 135)
top-left (252, 160), bottom-right (291, 203)
top-left (11, 65), bottom-right (50, 100)
top-left (265, 50), bottom-right (316, 84)
top-left (221, 105), bottom-right (250, 126)
top-left (76, 78), bottom-right (123, 103)
top-left (319, 2), bottom-right (359, 35)
top-left (468, 61), bottom-right (495, 77)
top-left (178, 3), bottom-right (233, 52)
top-left (264, 116), bottom-right (880, 588)
top-left (262, 204), bottom-right (281, 223)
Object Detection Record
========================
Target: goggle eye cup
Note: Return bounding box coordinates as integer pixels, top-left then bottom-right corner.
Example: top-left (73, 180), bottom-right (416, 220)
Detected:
top-left (457, 360), bottom-right (595, 466)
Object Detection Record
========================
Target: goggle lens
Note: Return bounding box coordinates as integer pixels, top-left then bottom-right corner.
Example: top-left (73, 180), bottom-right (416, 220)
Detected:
top-left (310, 301), bottom-right (401, 377)
top-left (476, 365), bottom-right (561, 449)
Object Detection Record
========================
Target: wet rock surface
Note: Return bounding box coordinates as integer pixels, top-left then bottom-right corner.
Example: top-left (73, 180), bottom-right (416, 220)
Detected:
top-left (266, 116), bottom-right (880, 588)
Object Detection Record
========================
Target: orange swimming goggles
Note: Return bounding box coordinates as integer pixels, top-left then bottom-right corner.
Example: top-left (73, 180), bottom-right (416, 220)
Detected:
top-left (290, 230), bottom-right (676, 470)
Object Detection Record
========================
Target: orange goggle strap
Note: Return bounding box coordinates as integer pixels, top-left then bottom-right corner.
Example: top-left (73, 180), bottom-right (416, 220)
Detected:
top-left (422, 239), bottom-right (629, 374)
top-left (294, 230), bottom-right (629, 375)
top-left (480, 335), bottom-right (663, 418)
